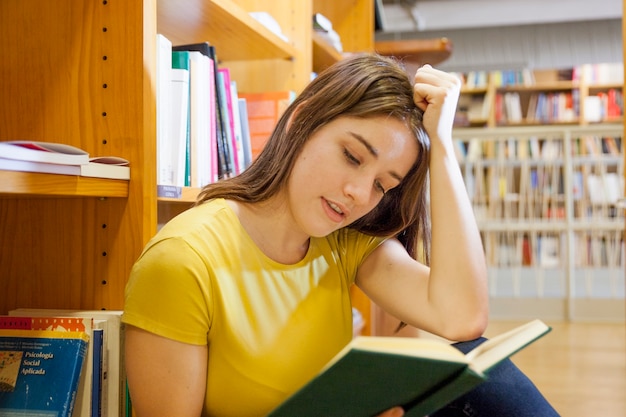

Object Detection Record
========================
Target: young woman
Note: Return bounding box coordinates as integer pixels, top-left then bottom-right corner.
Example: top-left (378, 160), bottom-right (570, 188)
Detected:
top-left (123, 54), bottom-right (558, 417)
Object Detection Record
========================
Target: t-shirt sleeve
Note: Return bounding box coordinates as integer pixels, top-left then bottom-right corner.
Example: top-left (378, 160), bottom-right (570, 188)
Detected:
top-left (334, 228), bottom-right (386, 286)
top-left (122, 237), bottom-right (213, 346)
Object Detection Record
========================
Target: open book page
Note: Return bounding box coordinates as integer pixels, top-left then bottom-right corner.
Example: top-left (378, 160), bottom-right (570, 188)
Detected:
top-left (335, 336), bottom-right (466, 370)
top-left (267, 320), bottom-right (550, 417)
top-left (465, 319), bottom-right (551, 374)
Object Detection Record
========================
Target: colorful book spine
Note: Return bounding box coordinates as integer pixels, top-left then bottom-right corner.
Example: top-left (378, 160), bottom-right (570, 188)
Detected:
top-left (172, 50), bottom-right (192, 187)
top-left (91, 328), bottom-right (104, 417)
top-left (217, 68), bottom-right (238, 175)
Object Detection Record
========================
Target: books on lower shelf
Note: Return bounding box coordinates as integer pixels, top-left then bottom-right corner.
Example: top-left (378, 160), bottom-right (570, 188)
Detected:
top-left (267, 320), bottom-right (551, 417)
top-left (0, 328), bottom-right (89, 417)
top-left (0, 315), bottom-right (107, 417)
top-left (0, 141), bottom-right (130, 180)
top-left (8, 309), bottom-right (127, 417)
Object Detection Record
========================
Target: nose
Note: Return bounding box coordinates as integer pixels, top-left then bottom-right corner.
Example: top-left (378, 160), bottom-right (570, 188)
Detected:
top-left (343, 175), bottom-right (374, 206)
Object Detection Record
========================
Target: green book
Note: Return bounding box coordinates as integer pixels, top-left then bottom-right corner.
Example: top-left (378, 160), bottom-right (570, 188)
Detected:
top-left (171, 50), bottom-right (192, 187)
top-left (267, 319), bottom-right (551, 417)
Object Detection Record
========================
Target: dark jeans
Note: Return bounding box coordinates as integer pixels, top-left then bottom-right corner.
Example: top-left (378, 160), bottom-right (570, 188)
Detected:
top-left (429, 338), bottom-right (561, 417)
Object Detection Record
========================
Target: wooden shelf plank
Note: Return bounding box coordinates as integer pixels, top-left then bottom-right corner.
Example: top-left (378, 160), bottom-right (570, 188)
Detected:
top-left (157, 187), bottom-right (201, 203)
top-left (497, 80), bottom-right (579, 92)
top-left (375, 38), bottom-right (453, 67)
top-left (0, 171), bottom-right (129, 198)
top-left (312, 31), bottom-right (345, 73)
top-left (157, 0), bottom-right (297, 61)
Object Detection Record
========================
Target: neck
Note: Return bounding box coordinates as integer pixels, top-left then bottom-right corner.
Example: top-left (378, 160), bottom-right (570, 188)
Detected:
top-left (227, 198), bottom-right (310, 264)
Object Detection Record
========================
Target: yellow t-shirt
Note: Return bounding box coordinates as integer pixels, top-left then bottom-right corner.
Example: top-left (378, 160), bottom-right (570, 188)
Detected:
top-left (123, 198), bottom-right (383, 416)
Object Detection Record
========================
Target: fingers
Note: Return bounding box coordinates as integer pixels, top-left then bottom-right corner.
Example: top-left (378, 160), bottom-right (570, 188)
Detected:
top-left (412, 65), bottom-right (461, 140)
top-left (413, 65), bottom-right (461, 109)
top-left (376, 406), bottom-right (405, 417)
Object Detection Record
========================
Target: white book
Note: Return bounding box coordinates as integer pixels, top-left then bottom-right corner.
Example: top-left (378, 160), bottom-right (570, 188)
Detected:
top-left (0, 156), bottom-right (130, 180)
top-left (10, 309), bottom-right (125, 417)
top-left (539, 236), bottom-right (560, 268)
top-left (169, 68), bottom-right (190, 188)
top-left (0, 140), bottom-right (89, 165)
top-left (156, 34), bottom-right (173, 187)
top-left (188, 51), bottom-right (213, 187)
top-left (238, 98), bottom-right (253, 170)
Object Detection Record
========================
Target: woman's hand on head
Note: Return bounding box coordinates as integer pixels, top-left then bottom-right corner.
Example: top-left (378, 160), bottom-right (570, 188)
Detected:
top-left (376, 406), bottom-right (405, 417)
top-left (412, 64), bottom-right (461, 142)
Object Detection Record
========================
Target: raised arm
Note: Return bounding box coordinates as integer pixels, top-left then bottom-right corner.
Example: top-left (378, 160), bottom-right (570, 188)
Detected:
top-left (356, 65), bottom-right (488, 341)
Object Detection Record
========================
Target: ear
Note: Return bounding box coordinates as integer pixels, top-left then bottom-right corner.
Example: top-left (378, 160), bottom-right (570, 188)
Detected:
top-left (285, 100), bottom-right (306, 132)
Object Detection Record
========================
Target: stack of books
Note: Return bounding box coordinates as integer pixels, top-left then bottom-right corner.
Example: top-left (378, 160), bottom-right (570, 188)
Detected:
top-left (0, 140), bottom-right (130, 180)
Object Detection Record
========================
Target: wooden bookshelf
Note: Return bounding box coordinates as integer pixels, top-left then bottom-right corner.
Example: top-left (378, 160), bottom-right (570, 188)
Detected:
top-left (157, 0), bottom-right (298, 60)
top-left (453, 124), bottom-right (625, 321)
top-left (374, 37), bottom-right (453, 67)
top-left (0, 0), bottom-right (378, 323)
top-left (312, 31), bottom-right (345, 74)
top-left (0, 171), bottom-right (129, 198)
top-left (455, 65), bottom-right (623, 129)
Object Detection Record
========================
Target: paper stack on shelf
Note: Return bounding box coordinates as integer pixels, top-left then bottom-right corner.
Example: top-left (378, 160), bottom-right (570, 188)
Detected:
top-left (0, 141), bottom-right (130, 180)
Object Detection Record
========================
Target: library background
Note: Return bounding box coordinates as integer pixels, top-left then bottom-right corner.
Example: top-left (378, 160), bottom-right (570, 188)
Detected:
top-left (0, 0), bottom-right (623, 415)
top-left (0, 0), bottom-right (624, 331)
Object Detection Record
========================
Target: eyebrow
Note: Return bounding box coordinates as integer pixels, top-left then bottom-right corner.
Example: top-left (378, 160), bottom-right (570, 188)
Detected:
top-left (349, 132), bottom-right (405, 182)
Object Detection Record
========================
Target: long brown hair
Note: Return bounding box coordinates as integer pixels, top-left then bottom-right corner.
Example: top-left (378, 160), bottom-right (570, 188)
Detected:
top-left (196, 53), bottom-right (431, 263)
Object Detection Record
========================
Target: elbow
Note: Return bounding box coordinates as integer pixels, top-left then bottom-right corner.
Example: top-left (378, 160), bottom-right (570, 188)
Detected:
top-left (440, 304), bottom-right (489, 342)
top-left (461, 311), bottom-right (489, 341)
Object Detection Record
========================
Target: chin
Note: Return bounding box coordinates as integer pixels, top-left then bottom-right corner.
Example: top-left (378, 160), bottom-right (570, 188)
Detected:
top-left (307, 223), bottom-right (344, 238)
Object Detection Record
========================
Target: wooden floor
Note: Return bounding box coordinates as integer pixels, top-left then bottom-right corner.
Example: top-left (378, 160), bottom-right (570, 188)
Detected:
top-left (485, 320), bottom-right (626, 417)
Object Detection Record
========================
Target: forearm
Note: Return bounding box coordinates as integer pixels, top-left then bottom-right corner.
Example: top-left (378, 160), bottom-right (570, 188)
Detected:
top-left (427, 138), bottom-right (489, 339)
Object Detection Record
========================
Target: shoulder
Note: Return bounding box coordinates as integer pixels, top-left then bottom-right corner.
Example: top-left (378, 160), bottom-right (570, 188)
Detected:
top-left (321, 228), bottom-right (386, 263)
top-left (149, 198), bottom-right (238, 247)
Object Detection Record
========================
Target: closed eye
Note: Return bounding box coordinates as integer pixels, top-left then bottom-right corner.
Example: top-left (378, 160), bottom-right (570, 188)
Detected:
top-left (374, 180), bottom-right (386, 195)
top-left (344, 148), bottom-right (387, 195)
top-left (343, 148), bottom-right (360, 165)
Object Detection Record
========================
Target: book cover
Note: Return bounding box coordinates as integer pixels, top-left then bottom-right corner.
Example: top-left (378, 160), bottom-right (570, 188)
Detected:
top-left (267, 320), bottom-right (551, 417)
top-left (0, 156), bottom-right (130, 180)
top-left (10, 309), bottom-right (124, 417)
top-left (0, 315), bottom-right (107, 417)
top-left (0, 141), bottom-right (90, 165)
top-left (0, 329), bottom-right (88, 417)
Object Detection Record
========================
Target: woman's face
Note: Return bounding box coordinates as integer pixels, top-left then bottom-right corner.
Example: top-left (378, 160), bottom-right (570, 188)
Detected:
top-left (286, 115), bottom-right (419, 238)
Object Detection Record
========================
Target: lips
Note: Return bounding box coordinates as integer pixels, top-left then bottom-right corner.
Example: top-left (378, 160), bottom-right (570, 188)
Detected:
top-left (322, 198), bottom-right (347, 223)
top-left (327, 201), bottom-right (343, 215)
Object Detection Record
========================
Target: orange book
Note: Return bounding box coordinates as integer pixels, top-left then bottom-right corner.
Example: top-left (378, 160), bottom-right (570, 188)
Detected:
top-left (238, 91), bottom-right (295, 160)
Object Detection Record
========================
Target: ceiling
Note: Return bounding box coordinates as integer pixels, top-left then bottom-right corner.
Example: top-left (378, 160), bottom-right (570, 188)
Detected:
top-left (377, 0), bottom-right (622, 34)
